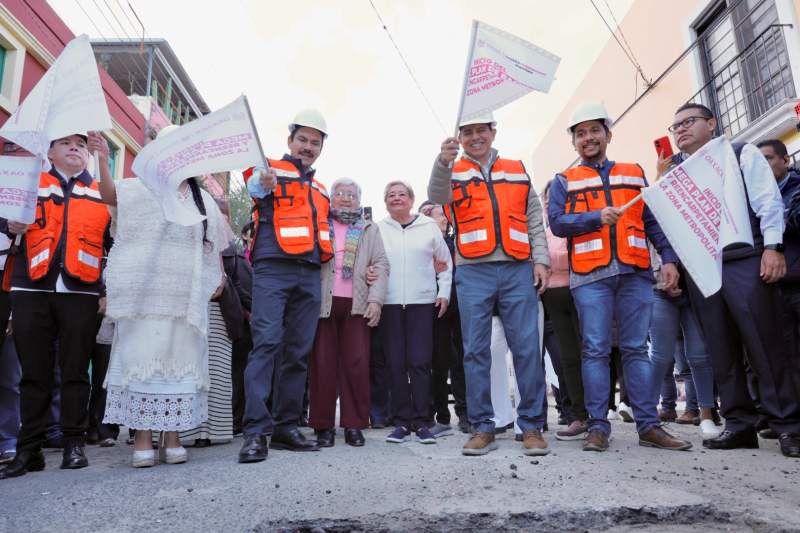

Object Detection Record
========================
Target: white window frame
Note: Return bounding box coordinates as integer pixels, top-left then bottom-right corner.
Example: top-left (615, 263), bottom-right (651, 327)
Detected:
top-left (0, 21), bottom-right (27, 115)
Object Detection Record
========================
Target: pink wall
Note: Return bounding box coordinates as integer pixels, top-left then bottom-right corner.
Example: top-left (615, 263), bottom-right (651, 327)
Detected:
top-left (531, 2), bottom-right (705, 185)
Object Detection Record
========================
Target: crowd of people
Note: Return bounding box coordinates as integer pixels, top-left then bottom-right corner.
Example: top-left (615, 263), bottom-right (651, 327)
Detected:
top-left (0, 97), bottom-right (799, 480)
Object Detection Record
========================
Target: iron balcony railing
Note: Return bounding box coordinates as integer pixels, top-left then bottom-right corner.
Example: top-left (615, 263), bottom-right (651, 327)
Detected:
top-left (689, 23), bottom-right (796, 138)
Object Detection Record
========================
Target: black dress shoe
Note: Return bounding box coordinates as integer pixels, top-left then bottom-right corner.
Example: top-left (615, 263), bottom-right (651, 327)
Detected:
top-left (315, 429), bottom-right (335, 448)
top-left (194, 438), bottom-right (212, 448)
top-left (702, 429), bottom-right (758, 450)
top-left (238, 434), bottom-right (268, 463)
top-left (344, 428), bottom-right (365, 447)
top-left (779, 433), bottom-right (800, 458)
top-left (0, 450), bottom-right (45, 479)
top-left (759, 428), bottom-right (779, 440)
top-left (270, 428), bottom-right (320, 452)
top-left (61, 443), bottom-right (89, 469)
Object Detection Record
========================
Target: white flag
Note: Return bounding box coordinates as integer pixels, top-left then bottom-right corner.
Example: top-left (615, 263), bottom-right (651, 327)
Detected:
top-left (458, 21), bottom-right (561, 125)
top-left (0, 34), bottom-right (112, 167)
top-left (0, 156), bottom-right (41, 224)
top-left (642, 137), bottom-right (753, 297)
top-left (132, 95), bottom-right (264, 226)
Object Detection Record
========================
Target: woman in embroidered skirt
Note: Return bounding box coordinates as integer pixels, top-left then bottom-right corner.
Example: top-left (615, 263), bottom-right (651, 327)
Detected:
top-left (98, 126), bottom-right (230, 468)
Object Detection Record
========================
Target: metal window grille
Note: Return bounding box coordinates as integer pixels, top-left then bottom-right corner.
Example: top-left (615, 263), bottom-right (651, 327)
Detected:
top-left (691, 0), bottom-right (795, 137)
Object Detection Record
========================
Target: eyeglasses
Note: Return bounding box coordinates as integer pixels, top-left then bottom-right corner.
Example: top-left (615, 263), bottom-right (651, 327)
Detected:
top-left (334, 191), bottom-right (357, 200)
top-left (668, 116), bottom-right (709, 133)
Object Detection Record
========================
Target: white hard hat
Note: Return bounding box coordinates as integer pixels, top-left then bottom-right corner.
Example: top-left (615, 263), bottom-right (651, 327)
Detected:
top-left (289, 109), bottom-right (328, 138)
top-left (567, 102), bottom-right (612, 134)
top-left (459, 113), bottom-right (497, 129)
top-left (157, 124), bottom-right (180, 139)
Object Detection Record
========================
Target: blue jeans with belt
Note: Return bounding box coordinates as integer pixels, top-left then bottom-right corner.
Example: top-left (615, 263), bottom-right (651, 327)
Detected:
top-left (649, 288), bottom-right (715, 409)
top-left (571, 273), bottom-right (659, 435)
top-left (456, 261), bottom-right (546, 433)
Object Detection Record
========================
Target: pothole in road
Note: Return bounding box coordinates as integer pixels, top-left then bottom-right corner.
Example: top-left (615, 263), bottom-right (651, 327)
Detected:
top-left (254, 504), bottom-right (763, 532)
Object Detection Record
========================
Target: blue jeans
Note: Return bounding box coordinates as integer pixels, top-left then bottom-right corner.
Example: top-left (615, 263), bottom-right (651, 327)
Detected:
top-left (649, 289), bottom-right (715, 409)
top-left (660, 340), bottom-right (698, 412)
top-left (456, 261), bottom-right (546, 433)
top-left (571, 273), bottom-right (659, 435)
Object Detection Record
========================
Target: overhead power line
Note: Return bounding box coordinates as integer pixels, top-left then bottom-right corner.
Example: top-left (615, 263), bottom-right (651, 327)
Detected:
top-left (589, 0), bottom-right (652, 88)
top-left (367, 0), bottom-right (447, 135)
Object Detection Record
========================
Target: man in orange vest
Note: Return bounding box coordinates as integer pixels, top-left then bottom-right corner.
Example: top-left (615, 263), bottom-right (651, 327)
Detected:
top-left (238, 109), bottom-right (333, 463)
top-left (0, 132), bottom-right (111, 479)
top-left (548, 102), bottom-right (691, 453)
top-left (428, 113), bottom-right (552, 457)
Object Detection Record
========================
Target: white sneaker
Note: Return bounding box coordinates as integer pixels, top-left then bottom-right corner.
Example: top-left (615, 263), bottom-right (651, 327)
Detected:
top-left (700, 419), bottom-right (721, 439)
top-left (618, 402), bottom-right (635, 423)
top-left (162, 446), bottom-right (187, 464)
top-left (607, 409), bottom-right (621, 421)
top-left (132, 449), bottom-right (156, 468)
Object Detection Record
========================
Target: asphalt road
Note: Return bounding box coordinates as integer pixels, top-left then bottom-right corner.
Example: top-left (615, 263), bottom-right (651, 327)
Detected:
top-left (2, 409), bottom-right (799, 533)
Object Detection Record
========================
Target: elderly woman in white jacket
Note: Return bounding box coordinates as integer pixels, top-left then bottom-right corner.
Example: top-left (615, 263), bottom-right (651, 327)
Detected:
top-left (377, 181), bottom-right (452, 445)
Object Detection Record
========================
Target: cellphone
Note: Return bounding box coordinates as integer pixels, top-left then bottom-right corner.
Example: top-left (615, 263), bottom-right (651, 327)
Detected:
top-left (654, 136), bottom-right (674, 158)
top-left (363, 206), bottom-right (373, 221)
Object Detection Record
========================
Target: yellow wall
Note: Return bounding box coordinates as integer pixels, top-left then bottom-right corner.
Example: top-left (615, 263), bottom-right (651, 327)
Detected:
top-left (531, 1), bottom-right (708, 185)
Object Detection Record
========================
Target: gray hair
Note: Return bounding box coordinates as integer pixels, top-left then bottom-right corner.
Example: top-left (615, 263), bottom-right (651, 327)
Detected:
top-left (383, 180), bottom-right (415, 202)
top-left (330, 178), bottom-right (362, 202)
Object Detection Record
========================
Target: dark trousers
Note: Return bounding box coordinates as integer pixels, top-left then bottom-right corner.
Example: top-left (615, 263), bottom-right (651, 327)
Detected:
top-left (231, 322), bottom-right (252, 433)
top-left (687, 255), bottom-right (800, 434)
top-left (309, 296), bottom-right (371, 430)
top-left (12, 291), bottom-right (98, 450)
top-left (541, 287), bottom-right (585, 421)
top-left (380, 304), bottom-right (434, 430)
top-left (0, 290), bottom-right (16, 451)
top-left (88, 338), bottom-right (118, 441)
top-left (369, 327), bottom-right (391, 424)
top-left (608, 347), bottom-right (628, 410)
top-left (243, 260), bottom-right (321, 435)
top-left (430, 310), bottom-right (460, 425)
top-left (543, 318), bottom-right (570, 419)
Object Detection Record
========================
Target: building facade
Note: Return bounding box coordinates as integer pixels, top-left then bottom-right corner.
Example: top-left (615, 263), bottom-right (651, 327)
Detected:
top-left (0, 0), bottom-right (145, 178)
top-left (531, 0), bottom-right (800, 183)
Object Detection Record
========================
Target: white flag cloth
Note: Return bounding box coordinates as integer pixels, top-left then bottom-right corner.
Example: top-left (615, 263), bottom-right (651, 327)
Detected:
top-left (132, 95), bottom-right (263, 226)
top-left (0, 156), bottom-right (41, 224)
top-left (458, 21), bottom-right (561, 124)
top-left (0, 34), bottom-right (112, 168)
top-left (642, 137), bottom-right (753, 297)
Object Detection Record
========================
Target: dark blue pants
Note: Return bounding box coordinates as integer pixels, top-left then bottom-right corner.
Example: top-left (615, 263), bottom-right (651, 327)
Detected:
top-left (687, 255), bottom-right (800, 434)
top-left (242, 260), bottom-right (321, 436)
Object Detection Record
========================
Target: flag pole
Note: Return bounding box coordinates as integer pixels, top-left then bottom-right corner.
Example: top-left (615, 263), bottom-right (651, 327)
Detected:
top-left (241, 94), bottom-right (269, 170)
top-left (453, 20), bottom-right (479, 137)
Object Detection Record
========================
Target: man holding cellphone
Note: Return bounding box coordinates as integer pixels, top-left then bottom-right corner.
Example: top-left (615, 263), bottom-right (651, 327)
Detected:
top-left (548, 102), bottom-right (692, 453)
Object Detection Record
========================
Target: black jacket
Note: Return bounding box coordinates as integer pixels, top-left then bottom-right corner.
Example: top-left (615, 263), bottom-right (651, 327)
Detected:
top-left (214, 242), bottom-right (253, 341)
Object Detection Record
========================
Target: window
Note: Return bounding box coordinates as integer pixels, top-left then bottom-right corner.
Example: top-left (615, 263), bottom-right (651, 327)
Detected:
top-left (0, 46), bottom-right (6, 93)
top-left (0, 20), bottom-right (26, 114)
top-left (104, 134), bottom-right (118, 178)
top-left (693, 0), bottom-right (795, 136)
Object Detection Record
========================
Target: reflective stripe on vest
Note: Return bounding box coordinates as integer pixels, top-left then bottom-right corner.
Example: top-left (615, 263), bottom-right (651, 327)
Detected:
top-left (447, 157), bottom-right (532, 260)
top-left (244, 160), bottom-right (333, 262)
top-left (562, 163), bottom-right (650, 274)
top-left (25, 172), bottom-right (109, 283)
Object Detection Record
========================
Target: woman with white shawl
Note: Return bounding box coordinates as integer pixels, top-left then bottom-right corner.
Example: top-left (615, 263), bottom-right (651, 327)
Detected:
top-left (98, 126), bottom-right (230, 468)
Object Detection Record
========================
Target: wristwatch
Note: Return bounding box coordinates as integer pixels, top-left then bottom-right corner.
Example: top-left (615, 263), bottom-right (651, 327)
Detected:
top-left (764, 243), bottom-right (785, 253)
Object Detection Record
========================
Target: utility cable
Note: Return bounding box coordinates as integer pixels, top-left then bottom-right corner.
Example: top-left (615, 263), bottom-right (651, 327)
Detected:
top-left (367, 0), bottom-right (447, 135)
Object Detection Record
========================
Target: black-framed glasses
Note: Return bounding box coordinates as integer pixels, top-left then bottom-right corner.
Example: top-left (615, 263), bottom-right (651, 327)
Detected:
top-left (668, 116), bottom-right (709, 133)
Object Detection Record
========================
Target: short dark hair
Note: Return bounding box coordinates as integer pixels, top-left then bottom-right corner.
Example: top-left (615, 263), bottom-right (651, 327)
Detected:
top-left (756, 139), bottom-right (789, 158)
top-left (569, 120), bottom-right (609, 136)
top-left (675, 102), bottom-right (714, 119)
top-left (289, 126), bottom-right (325, 144)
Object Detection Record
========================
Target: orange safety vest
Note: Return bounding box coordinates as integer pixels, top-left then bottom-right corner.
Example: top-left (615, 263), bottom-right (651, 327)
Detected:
top-left (243, 159), bottom-right (333, 262)
top-left (24, 172), bottom-right (110, 284)
top-left (562, 163), bottom-right (650, 274)
top-left (445, 157), bottom-right (531, 260)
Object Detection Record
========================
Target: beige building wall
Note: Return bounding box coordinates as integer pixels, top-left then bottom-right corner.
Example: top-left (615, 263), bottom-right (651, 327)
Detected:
top-left (532, 0), bottom-right (800, 186)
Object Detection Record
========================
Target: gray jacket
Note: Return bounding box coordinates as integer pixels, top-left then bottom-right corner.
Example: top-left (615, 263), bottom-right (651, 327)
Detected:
top-left (319, 219), bottom-right (389, 318)
top-left (427, 149), bottom-right (550, 267)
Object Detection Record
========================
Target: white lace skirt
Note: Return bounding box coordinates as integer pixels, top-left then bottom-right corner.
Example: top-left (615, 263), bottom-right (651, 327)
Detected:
top-left (104, 317), bottom-right (209, 431)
